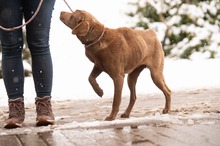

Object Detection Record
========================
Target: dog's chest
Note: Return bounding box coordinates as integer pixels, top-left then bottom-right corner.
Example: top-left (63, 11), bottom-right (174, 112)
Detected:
top-left (85, 49), bottom-right (107, 70)
top-left (85, 50), bottom-right (96, 63)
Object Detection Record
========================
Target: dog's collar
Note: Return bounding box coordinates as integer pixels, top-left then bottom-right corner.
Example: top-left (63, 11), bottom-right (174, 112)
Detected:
top-left (85, 28), bottom-right (105, 49)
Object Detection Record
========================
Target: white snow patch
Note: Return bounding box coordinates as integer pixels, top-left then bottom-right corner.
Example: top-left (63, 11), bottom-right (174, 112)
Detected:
top-left (54, 113), bottom-right (213, 130)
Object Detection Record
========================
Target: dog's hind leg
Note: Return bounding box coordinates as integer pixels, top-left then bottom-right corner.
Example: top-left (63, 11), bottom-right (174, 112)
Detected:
top-left (89, 65), bottom-right (103, 97)
top-left (149, 66), bottom-right (171, 114)
top-left (121, 65), bottom-right (145, 118)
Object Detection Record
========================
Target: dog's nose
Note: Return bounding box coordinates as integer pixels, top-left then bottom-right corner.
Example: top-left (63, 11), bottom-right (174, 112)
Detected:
top-left (60, 12), bottom-right (64, 17)
top-left (60, 12), bottom-right (65, 20)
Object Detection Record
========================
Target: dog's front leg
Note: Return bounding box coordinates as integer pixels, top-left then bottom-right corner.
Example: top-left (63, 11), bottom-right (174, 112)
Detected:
top-left (105, 75), bottom-right (124, 121)
top-left (89, 65), bottom-right (103, 97)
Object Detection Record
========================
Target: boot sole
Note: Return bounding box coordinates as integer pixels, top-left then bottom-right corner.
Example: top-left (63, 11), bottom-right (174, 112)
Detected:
top-left (36, 119), bottom-right (54, 126)
top-left (4, 122), bottom-right (22, 129)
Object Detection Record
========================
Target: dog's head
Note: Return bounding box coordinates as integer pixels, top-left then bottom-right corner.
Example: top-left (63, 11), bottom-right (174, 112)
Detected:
top-left (60, 10), bottom-right (101, 36)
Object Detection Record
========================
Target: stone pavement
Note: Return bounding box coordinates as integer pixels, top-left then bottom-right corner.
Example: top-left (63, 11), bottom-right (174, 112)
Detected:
top-left (0, 87), bottom-right (219, 146)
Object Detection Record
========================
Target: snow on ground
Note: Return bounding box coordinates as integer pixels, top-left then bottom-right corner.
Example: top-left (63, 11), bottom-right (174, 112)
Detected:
top-left (0, 0), bottom-right (220, 106)
top-left (55, 113), bottom-right (215, 130)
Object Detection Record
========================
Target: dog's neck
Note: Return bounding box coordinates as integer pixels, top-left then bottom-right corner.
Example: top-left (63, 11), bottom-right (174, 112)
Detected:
top-left (77, 25), bottom-right (105, 49)
top-left (85, 28), bottom-right (105, 49)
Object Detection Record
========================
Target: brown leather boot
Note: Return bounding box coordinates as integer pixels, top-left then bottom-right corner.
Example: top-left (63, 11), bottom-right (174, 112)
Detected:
top-left (4, 98), bottom-right (25, 129)
top-left (35, 96), bottom-right (55, 126)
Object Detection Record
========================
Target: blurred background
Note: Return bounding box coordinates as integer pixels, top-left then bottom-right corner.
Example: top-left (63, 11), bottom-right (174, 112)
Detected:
top-left (0, 0), bottom-right (219, 104)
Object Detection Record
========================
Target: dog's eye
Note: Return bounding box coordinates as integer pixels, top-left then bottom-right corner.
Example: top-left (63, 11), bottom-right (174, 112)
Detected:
top-left (78, 18), bottom-right (85, 24)
top-left (78, 20), bottom-right (83, 24)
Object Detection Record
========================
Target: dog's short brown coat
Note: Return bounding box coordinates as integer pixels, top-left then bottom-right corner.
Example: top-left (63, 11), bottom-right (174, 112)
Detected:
top-left (60, 10), bottom-right (171, 121)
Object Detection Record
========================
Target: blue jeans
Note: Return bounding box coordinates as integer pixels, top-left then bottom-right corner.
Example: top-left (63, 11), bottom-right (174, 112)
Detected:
top-left (0, 0), bottom-right (55, 99)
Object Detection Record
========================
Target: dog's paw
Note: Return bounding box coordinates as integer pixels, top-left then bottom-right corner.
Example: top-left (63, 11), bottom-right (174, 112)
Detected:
top-left (162, 108), bottom-right (170, 114)
top-left (104, 116), bottom-right (115, 121)
top-left (120, 113), bottom-right (129, 118)
top-left (96, 89), bottom-right (104, 97)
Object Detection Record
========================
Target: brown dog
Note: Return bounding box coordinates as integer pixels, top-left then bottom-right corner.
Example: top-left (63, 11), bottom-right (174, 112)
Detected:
top-left (60, 10), bottom-right (171, 121)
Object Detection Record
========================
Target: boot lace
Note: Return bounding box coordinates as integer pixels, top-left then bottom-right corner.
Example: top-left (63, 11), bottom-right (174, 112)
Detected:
top-left (36, 100), bottom-right (51, 116)
top-left (9, 102), bottom-right (23, 118)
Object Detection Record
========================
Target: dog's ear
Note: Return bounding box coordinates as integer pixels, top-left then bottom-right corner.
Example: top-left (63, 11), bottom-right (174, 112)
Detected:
top-left (72, 20), bottom-right (89, 36)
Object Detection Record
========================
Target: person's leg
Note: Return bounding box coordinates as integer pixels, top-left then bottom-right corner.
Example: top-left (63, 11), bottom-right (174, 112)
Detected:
top-left (0, 0), bottom-right (24, 99)
top-left (23, 0), bottom-right (55, 126)
top-left (0, 0), bottom-right (25, 128)
top-left (23, 0), bottom-right (55, 98)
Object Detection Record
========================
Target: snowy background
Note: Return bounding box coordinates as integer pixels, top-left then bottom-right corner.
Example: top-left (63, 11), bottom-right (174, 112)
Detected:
top-left (0, 0), bottom-right (219, 106)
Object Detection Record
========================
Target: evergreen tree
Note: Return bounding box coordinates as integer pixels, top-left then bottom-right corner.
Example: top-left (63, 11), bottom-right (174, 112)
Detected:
top-left (127, 0), bottom-right (220, 59)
